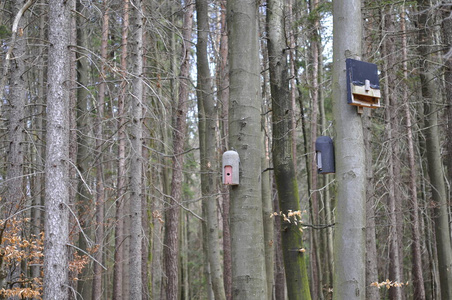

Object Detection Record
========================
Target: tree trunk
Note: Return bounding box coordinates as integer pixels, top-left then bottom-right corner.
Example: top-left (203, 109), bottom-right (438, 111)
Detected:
top-left (332, 0), bottom-right (367, 299)
top-left (363, 109), bottom-right (379, 300)
top-left (44, 0), bottom-right (71, 298)
top-left (308, 1), bottom-right (323, 297)
top-left (163, 2), bottom-right (194, 299)
top-left (113, 0), bottom-right (129, 299)
top-left (267, 0), bottom-right (311, 299)
top-left (196, 0), bottom-right (226, 299)
top-left (75, 0), bottom-right (93, 297)
top-left (417, 1), bottom-right (452, 298)
top-left (217, 1), bottom-right (232, 298)
top-left (92, 1), bottom-right (108, 299)
top-left (402, 10), bottom-right (425, 300)
top-left (226, 0), bottom-right (268, 298)
top-left (5, 0), bottom-right (26, 218)
top-left (129, 0), bottom-right (144, 298)
top-left (381, 12), bottom-right (403, 300)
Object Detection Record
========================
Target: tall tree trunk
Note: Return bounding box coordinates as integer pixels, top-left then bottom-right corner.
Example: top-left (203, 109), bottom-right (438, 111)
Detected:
top-left (5, 0), bottom-right (27, 217)
top-left (217, 1), bottom-right (232, 298)
top-left (417, 1), bottom-right (452, 298)
top-left (267, 0), bottom-right (311, 299)
top-left (226, 0), bottom-right (268, 298)
top-left (75, 0), bottom-right (93, 297)
top-left (113, 0), bottom-right (129, 299)
top-left (308, 1), bottom-right (323, 297)
top-left (196, 0), bottom-right (226, 299)
top-left (402, 10), bottom-right (425, 300)
top-left (92, 1), bottom-right (108, 298)
top-left (381, 11), bottom-right (403, 300)
top-left (332, 0), bottom-right (367, 299)
top-left (129, 0), bottom-right (144, 298)
top-left (2, 0), bottom-right (27, 294)
top-left (363, 109), bottom-right (379, 300)
top-left (163, 2), bottom-right (194, 299)
top-left (44, 0), bottom-right (71, 298)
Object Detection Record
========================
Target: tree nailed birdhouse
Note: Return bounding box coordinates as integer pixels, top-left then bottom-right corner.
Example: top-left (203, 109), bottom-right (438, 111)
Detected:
top-left (315, 136), bottom-right (335, 174)
top-left (222, 150), bottom-right (240, 185)
top-left (346, 58), bottom-right (381, 113)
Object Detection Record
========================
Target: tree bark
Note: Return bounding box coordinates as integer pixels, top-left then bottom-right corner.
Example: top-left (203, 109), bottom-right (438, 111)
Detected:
top-left (113, 0), bottom-right (129, 299)
top-left (381, 11), bottom-right (403, 300)
top-left (402, 10), bottom-right (425, 300)
top-left (196, 0), bottom-right (226, 299)
top-left (163, 2), bottom-right (194, 299)
top-left (129, 0), bottom-right (144, 298)
top-left (75, 0), bottom-right (93, 297)
top-left (92, 1), bottom-right (108, 298)
top-left (332, 0), bottom-right (367, 299)
top-left (44, 0), bottom-right (71, 298)
top-left (217, 1), bottom-right (232, 298)
top-left (226, 0), bottom-right (268, 298)
top-left (267, 0), bottom-right (311, 299)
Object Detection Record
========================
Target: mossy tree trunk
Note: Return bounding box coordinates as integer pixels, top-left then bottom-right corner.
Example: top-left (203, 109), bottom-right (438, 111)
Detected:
top-left (267, 0), bottom-right (311, 299)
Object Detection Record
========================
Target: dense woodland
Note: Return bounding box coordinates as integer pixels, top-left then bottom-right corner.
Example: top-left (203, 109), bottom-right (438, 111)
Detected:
top-left (0, 0), bottom-right (451, 299)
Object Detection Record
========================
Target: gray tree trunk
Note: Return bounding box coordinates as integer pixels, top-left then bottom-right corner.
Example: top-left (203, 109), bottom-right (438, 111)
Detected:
top-left (5, 0), bottom-right (26, 217)
top-left (129, 0), bottom-right (144, 298)
top-left (381, 13), bottom-right (403, 299)
top-left (226, 0), bottom-right (267, 298)
top-left (363, 110), bottom-right (379, 300)
top-left (113, 0), bottom-right (129, 299)
top-left (92, 1), bottom-right (108, 298)
top-left (266, 0), bottom-right (311, 299)
top-left (75, 0), bottom-right (93, 297)
top-left (196, 0), bottom-right (226, 299)
top-left (163, 2), bottom-right (194, 299)
top-left (332, 0), bottom-right (367, 299)
top-left (217, 2), bottom-right (232, 298)
top-left (44, 0), bottom-right (71, 299)
top-left (401, 10), bottom-right (425, 300)
top-left (417, 1), bottom-right (452, 298)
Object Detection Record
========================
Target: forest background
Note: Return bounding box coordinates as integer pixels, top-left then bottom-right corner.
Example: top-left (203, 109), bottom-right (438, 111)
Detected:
top-left (0, 0), bottom-right (451, 299)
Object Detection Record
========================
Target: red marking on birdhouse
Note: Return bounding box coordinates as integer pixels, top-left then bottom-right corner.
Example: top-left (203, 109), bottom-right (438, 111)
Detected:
top-left (224, 165), bottom-right (233, 185)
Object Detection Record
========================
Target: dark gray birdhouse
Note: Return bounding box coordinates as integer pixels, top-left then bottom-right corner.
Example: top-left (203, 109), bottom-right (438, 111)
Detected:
top-left (346, 58), bottom-right (381, 110)
top-left (315, 136), bottom-right (335, 174)
top-left (222, 150), bottom-right (240, 185)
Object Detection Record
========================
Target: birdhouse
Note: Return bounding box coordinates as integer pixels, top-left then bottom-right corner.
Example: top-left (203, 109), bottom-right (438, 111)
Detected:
top-left (222, 150), bottom-right (240, 185)
top-left (315, 136), bottom-right (335, 174)
top-left (346, 58), bottom-right (381, 112)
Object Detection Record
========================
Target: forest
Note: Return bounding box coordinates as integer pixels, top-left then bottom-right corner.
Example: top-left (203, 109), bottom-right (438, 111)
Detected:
top-left (0, 0), bottom-right (451, 299)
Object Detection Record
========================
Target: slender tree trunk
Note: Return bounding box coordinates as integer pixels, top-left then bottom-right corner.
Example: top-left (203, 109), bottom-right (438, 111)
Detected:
top-left (363, 109), bottom-right (379, 300)
top-left (217, 1), bottom-right (232, 298)
top-left (308, 1), bottom-right (323, 297)
top-left (75, 0), bottom-right (93, 297)
top-left (196, 0), bottom-right (226, 298)
top-left (129, 0), bottom-right (144, 298)
top-left (332, 0), bottom-right (367, 299)
top-left (401, 10), bottom-right (425, 300)
top-left (92, 1), bottom-right (108, 298)
top-left (44, 0), bottom-right (71, 298)
top-left (417, 2), bottom-right (452, 298)
top-left (68, 1), bottom-right (78, 297)
top-left (113, 0), bottom-right (129, 299)
top-left (2, 1), bottom-right (27, 294)
top-left (381, 12), bottom-right (403, 300)
top-left (227, 0), bottom-right (267, 298)
top-left (267, 0), bottom-right (311, 299)
top-left (442, 0), bottom-right (452, 207)
top-left (163, 2), bottom-right (194, 299)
